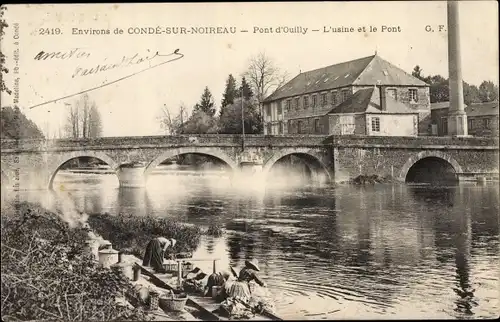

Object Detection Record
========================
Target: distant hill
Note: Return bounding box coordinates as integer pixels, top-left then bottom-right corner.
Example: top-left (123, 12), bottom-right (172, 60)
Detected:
top-left (1, 106), bottom-right (45, 139)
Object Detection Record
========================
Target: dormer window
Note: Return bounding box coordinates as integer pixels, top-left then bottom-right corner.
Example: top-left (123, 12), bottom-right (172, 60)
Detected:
top-left (383, 70), bottom-right (389, 76)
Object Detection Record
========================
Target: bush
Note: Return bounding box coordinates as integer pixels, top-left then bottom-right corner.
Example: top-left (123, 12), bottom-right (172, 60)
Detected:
top-left (206, 223), bottom-right (224, 237)
top-left (87, 213), bottom-right (202, 259)
top-left (1, 201), bottom-right (147, 321)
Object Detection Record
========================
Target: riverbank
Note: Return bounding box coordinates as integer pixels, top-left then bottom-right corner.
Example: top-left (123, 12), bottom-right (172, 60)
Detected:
top-left (0, 201), bottom-right (147, 321)
top-left (0, 201), bottom-right (207, 321)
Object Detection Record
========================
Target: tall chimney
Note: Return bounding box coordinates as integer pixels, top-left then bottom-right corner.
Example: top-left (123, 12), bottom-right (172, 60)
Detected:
top-left (447, 0), bottom-right (468, 136)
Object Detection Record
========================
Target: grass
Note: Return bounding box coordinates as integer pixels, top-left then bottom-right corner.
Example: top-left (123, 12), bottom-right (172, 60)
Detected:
top-left (87, 212), bottom-right (203, 259)
top-left (1, 201), bottom-right (147, 321)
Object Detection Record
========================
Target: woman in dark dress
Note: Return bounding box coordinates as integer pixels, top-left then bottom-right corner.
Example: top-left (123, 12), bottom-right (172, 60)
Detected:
top-left (142, 237), bottom-right (176, 272)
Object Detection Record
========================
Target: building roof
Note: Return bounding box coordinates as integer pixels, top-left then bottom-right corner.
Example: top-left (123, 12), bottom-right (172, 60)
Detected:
top-left (430, 102), bottom-right (451, 110)
top-left (431, 101), bottom-right (499, 116)
top-left (328, 87), bottom-right (417, 115)
top-left (264, 54), bottom-right (428, 102)
top-left (467, 101), bottom-right (499, 117)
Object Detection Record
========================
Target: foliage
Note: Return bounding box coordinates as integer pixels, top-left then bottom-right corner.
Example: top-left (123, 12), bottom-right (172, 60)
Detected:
top-left (239, 76), bottom-right (254, 101)
top-left (87, 212), bottom-right (203, 259)
top-left (244, 52), bottom-right (288, 114)
top-left (1, 202), bottom-right (147, 321)
top-left (182, 109), bottom-right (218, 134)
top-left (411, 65), bottom-right (497, 105)
top-left (478, 81), bottom-right (498, 102)
top-left (1, 106), bottom-right (45, 139)
top-left (158, 103), bottom-right (188, 135)
top-left (1, 6), bottom-right (10, 95)
top-left (193, 86), bottom-right (216, 117)
top-left (64, 93), bottom-right (103, 138)
top-left (221, 74), bottom-right (238, 110)
top-left (206, 223), bottom-right (224, 237)
top-left (218, 97), bottom-right (263, 134)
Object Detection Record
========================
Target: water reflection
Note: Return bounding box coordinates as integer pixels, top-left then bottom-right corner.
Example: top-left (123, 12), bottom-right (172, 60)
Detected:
top-left (5, 172), bottom-right (499, 319)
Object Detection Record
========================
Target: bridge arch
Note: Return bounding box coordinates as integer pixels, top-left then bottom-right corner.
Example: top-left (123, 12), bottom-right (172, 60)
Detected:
top-left (144, 147), bottom-right (238, 177)
top-left (262, 148), bottom-right (332, 183)
top-left (47, 151), bottom-right (120, 190)
top-left (400, 151), bottom-right (463, 183)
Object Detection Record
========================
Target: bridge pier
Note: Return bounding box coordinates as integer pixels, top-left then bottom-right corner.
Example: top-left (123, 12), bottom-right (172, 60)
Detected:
top-left (116, 163), bottom-right (146, 188)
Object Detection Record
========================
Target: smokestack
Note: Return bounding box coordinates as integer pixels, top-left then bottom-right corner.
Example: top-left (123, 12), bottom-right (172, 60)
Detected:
top-left (447, 0), bottom-right (468, 136)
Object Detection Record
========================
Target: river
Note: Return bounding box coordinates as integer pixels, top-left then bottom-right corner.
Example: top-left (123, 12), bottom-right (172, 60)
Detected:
top-left (2, 167), bottom-right (499, 319)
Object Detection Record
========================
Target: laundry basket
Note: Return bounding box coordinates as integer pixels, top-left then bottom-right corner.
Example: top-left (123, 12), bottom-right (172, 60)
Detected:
top-left (160, 291), bottom-right (188, 312)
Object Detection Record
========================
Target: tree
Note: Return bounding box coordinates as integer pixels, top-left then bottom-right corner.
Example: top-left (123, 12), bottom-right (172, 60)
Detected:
top-left (239, 76), bottom-right (254, 101)
top-left (193, 87), bottom-right (216, 117)
top-left (158, 103), bottom-right (188, 135)
top-left (478, 81), bottom-right (499, 102)
top-left (411, 65), bottom-right (425, 82)
top-left (411, 65), bottom-right (495, 105)
top-left (64, 94), bottom-right (103, 138)
top-left (245, 52), bottom-right (288, 116)
top-left (1, 6), bottom-right (11, 95)
top-left (182, 109), bottom-right (218, 134)
top-left (221, 74), bottom-right (238, 109)
top-left (1, 106), bottom-right (44, 139)
top-left (218, 98), bottom-right (262, 134)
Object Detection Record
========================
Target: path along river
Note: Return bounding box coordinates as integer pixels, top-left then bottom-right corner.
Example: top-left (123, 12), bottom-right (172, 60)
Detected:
top-left (2, 167), bottom-right (498, 319)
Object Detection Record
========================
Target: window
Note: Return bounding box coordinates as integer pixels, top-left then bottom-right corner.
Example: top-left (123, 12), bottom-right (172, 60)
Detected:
top-left (371, 117), bottom-right (380, 132)
top-left (266, 123), bottom-right (272, 135)
top-left (341, 89), bottom-right (349, 102)
top-left (295, 97), bottom-right (300, 109)
top-left (286, 99), bottom-right (291, 111)
top-left (340, 115), bottom-right (355, 135)
top-left (297, 120), bottom-right (304, 134)
top-left (312, 95), bottom-right (317, 108)
top-left (303, 96), bottom-right (309, 109)
top-left (288, 120), bottom-right (292, 133)
top-left (314, 119), bottom-right (320, 133)
top-left (387, 88), bottom-right (397, 100)
top-left (278, 121), bottom-right (284, 134)
top-left (332, 91), bottom-right (337, 105)
top-left (409, 89), bottom-right (418, 102)
top-left (468, 119), bottom-right (472, 129)
top-left (321, 93), bottom-right (327, 106)
top-left (277, 101), bottom-right (282, 115)
top-left (484, 118), bottom-right (490, 129)
top-left (441, 117), bottom-right (448, 135)
top-left (266, 105), bottom-right (271, 118)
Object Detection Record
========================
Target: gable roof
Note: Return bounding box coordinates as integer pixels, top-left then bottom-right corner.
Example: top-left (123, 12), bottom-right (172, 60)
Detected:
top-left (467, 101), bottom-right (499, 117)
top-left (264, 54), bottom-right (428, 102)
top-left (431, 101), bottom-right (499, 116)
top-left (328, 87), bottom-right (418, 115)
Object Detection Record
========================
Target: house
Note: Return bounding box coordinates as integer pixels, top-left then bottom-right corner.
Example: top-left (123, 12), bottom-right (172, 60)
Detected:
top-left (262, 54), bottom-right (431, 136)
top-left (430, 101), bottom-right (499, 136)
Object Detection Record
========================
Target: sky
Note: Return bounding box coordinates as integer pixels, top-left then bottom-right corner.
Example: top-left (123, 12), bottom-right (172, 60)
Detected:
top-left (1, 1), bottom-right (498, 137)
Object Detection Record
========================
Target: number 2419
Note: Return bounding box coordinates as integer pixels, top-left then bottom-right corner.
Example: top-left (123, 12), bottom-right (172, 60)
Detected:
top-left (39, 28), bottom-right (61, 35)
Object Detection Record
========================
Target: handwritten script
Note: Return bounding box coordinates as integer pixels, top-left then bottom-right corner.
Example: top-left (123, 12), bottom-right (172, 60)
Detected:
top-left (29, 48), bottom-right (184, 109)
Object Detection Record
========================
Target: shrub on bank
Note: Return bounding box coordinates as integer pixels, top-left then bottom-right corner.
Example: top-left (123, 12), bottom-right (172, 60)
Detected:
top-left (87, 213), bottom-right (203, 259)
top-left (1, 202), bottom-right (147, 321)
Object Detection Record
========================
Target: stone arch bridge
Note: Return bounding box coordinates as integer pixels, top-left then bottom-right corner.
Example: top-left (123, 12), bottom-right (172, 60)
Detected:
top-left (1, 135), bottom-right (498, 190)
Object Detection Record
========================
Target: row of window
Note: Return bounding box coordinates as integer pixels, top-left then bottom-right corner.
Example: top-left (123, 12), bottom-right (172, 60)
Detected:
top-left (266, 119), bottom-right (322, 134)
top-left (282, 89), bottom-right (351, 112)
top-left (468, 118), bottom-right (492, 129)
top-left (267, 88), bottom-right (420, 117)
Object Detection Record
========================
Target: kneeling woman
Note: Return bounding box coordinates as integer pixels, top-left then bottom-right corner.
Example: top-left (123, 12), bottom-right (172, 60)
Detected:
top-left (225, 259), bottom-right (266, 302)
top-left (142, 237), bottom-right (176, 273)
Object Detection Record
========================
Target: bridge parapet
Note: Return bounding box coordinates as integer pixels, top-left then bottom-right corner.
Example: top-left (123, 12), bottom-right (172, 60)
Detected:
top-left (331, 135), bottom-right (498, 149)
top-left (1, 135), bottom-right (334, 152)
